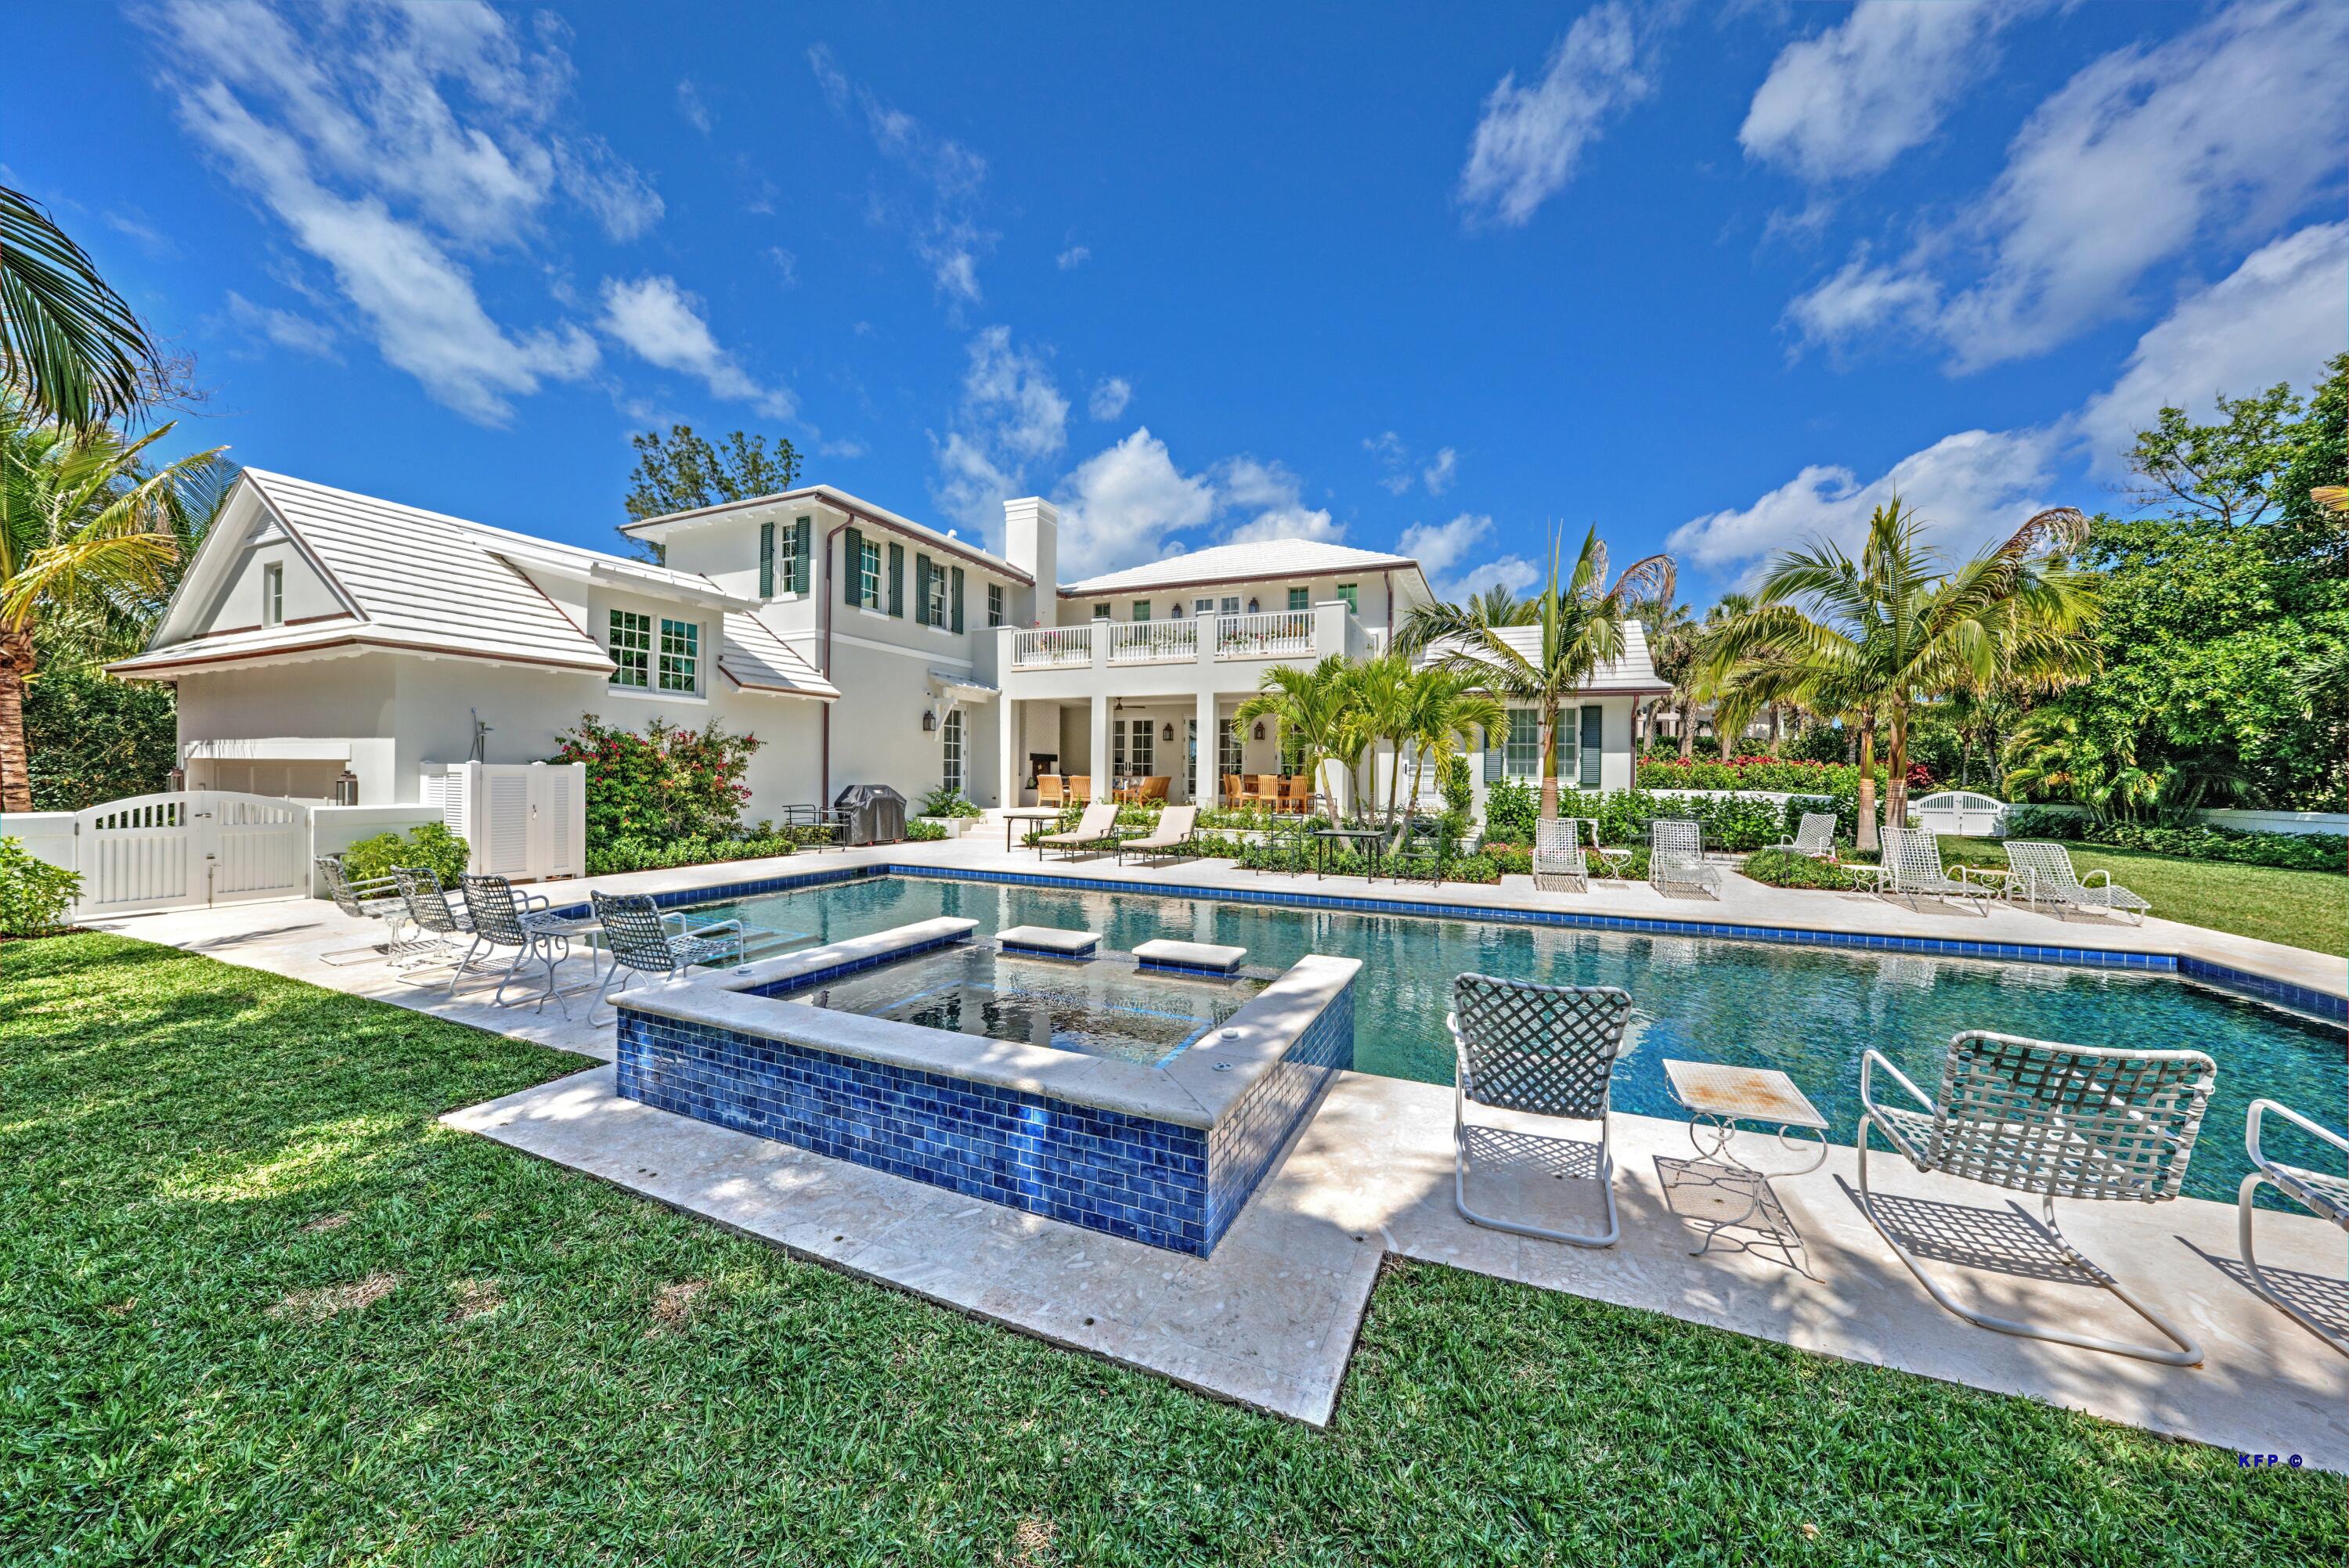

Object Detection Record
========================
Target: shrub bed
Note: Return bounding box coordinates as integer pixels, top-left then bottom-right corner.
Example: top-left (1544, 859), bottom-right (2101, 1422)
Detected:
top-left (585, 833), bottom-right (798, 877)
top-left (1738, 847), bottom-right (1870, 892)
top-left (0, 838), bottom-right (81, 936)
top-left (339, 823), bottom-right (470, 887)
top-left (2004, 807), bottom-right (2344, 874)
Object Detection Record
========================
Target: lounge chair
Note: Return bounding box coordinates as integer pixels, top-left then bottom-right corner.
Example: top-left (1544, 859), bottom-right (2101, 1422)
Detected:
top-left (1117, 804), bottom-right (1198, 866)
top-left (1858, 1030), bottom-right (2217, 1364)
top-left (1449, 973), bottom-right (1634, 1247)
top-left (587, 890), bottom-right (744, 1026)
top-left (2239, 1099), bottom-right (2349, 1357)
top-left (1533, 817), bottom-right (1587, 892)
top-left (1648, 819), bottom-right (1720, 897)
top-left (2001, 840), bottom-right (2150, 924)
top-left (1036, 802), bottom-right (1120, 860)
top-left (1874, 826), bottom-right (1990, 913)
top-left (453, 873), bottom-right (565, 1010)
top-left (1778, 812), bottom-right (1838, 860)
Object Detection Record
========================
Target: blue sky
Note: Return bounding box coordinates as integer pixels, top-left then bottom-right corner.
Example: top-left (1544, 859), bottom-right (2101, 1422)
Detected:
top-left (8, 1), bottom-right (2344, 604)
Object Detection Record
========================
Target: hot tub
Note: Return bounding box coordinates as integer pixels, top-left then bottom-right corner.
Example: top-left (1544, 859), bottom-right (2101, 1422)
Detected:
top-left (612, 918), bottom-right (1357, 1256)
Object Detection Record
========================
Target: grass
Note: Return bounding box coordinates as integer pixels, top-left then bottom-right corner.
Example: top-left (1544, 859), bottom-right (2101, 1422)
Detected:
top-left (4, 933), bottom-right (2339, 1566)
top-left (1925, 838), bottom-right (2347, 957)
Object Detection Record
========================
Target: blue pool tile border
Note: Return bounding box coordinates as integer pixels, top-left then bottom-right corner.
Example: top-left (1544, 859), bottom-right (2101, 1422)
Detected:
top-left (546, 858), bottom-right (2344, 1023)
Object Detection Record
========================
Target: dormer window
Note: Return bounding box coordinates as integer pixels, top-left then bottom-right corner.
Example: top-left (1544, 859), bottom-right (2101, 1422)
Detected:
top-left (262, 562), bottom-right (284, 626)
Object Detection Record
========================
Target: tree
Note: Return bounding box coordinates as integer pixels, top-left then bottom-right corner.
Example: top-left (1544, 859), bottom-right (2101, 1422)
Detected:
top-left (1, 186), bottom-right (169, 431)
top-left (1634, 597), bottom-right (1697, 755)
top-left (1423, 527), bottom-right (1673, 821)
top-left (622, 424), bottom-right (801, 559)
top-left (1235, 656), bottom-right (1360, 813)
top-left (1705, 500), bottom-right (2098, 850)
top-left (0, 409), bottom-right (224, 812)
top-left (1399, 668), bottom-right (1503, 831)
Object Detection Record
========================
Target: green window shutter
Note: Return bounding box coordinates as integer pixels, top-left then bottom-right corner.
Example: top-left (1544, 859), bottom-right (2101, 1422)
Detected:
top-left (792, 517), bottom-right (812, 595)
top-left (887, 541), bottom-right (905, 617)
top-left (950, 567), bottom-right (965, 633)
top-left (1579, 705), bottom-right (1603, 788)
top-left (842, 526), bottom-right (863, 605)
top-left (913, 555), bottom-right (932, 625)
top-left (758, 520), bottom-right (775, 598)
top-left (1482, 722), bottom-right (1501, 784)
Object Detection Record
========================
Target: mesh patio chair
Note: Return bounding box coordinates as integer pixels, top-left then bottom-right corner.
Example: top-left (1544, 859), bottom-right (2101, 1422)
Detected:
top-left (392, 866), bottom-right (474, 968)
top-left (1532, 817), bottom-right (1587, 892)
top-left (1778, 812), bottom-right (1838, 860)
top-left (1387, 816), bottom-right (1450, 886)
top-left (1648, 819), bottom-right (1720, 897)
top-left (315, 854), bottom-right (421, 964)
top-left (453, 873), bottom-right (565, 1011)
top-left (2239, 1099), bottom-right (2349, 1357)
top-left (2001, 841), bottom-right (2150, 924)
top-left (1858, 1030), bottom-right (2217, 1364)
top-left (587, 890), bottom-right (745, 1026)
top-left (1873, 826), bottom-right (1991, 913)
top-left (1449, 973), bottom-right (1635, 1247)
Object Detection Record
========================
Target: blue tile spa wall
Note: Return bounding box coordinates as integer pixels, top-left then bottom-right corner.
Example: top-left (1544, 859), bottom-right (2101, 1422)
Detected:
top-left (615, 972), bottom-right (1356, 1257)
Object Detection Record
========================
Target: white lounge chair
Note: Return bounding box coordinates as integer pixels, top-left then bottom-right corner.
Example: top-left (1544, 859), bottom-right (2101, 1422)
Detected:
top-left (1117, 804), bottom-right (1198, 866)
top-left (2239, 1099), bottom-right (2349, 1357)
top-left (1449, 973), bottom-right (1633, 1247)
top-left (1858, 1030), bottom-right (2217, 1364)
top-left (1778, 811), bottom-right (1837, 860)
top-left (1532, 817), bottom-right (1586, 892)
top-left (1873, 826), bottom-right (1990, 913)
top-left (2001, 840), bottom-right (2150, 924)
top-left (1648, 819), bottom-right (1719, 897)
top-left (1036, 802), bottom-right (1121, 860)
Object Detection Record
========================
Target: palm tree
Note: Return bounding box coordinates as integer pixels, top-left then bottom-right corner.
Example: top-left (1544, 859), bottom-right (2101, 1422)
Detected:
top-left (2, 186), bottom-right (168, 431)
top-left (1395, 579), bottom-right (1534, 656)
top-left (1338, 652), bottom-right (1417, 824)
top-left (1423, 526), bottom-right (1673, 821)
top-left (1704, 499), bottom-right (2098, 852)
top-left (0, 408), bottom-right (226, 811)
top-left (1234, 655), bottom-right (1358, 816)
top-left (1638, 598), bottom-right (1699, 759)
top-left (1398, 668), bottom-right (1503, 827)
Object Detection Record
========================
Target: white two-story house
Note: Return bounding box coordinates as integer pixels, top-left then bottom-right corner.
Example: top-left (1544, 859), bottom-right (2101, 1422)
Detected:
top-left (109, 471), bottom-right (1665, 828)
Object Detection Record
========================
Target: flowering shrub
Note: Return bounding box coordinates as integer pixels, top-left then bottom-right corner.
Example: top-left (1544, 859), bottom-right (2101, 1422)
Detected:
top-left (0, 837), bottom-right (81, 936)
top-left (1483, 778), bottom-right (1538, 842)
top-left (551, 714), bottom-right (762, 851)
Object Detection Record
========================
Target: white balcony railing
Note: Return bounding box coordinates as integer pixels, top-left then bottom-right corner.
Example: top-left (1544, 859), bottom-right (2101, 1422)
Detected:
top-left (1214, 609), bottom-right (1315, 661)
top-left (1110, 620), bottom-right (1198, 664)
top-left (1011, 625), bottom-right (1095, 669)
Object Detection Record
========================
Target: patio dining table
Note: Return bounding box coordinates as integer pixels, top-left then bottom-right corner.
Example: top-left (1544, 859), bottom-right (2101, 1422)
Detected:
top-left (1312, 826), bottom-right (1386, 881)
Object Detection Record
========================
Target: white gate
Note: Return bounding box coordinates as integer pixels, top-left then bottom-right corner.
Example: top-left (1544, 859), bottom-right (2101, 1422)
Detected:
top-left (73, 790), bottom-right (311, 917)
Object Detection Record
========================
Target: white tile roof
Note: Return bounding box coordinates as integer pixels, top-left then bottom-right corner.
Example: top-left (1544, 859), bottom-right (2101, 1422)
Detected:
top-left (1418, 620), bottom-right (1666, 694)
top-left (111, 470), bottom-right (835, 699)
top-left (1058, 539), bottom-right (1418, 597)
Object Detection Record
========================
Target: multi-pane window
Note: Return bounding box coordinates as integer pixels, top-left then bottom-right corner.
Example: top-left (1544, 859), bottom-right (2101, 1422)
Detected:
top-left (609, 609), bottom-right (651, 688)
top-left (1221, 596), bottom-right (1240, 615)
top-left (927, 565), bottom-right (948, 626)
top-left (940, 709), bottom-right (963, 797)
top-left (987, 582), bottom-right (1005, 627)
top-left (659, 618), bottom-right (699, 693)
top-left (1193, 597), bottom-right (1216, 618)
top-left (859, 541), bottom-right (882, 608)
top-left (1503, 708), bottom-right (1542, 778)
top-left (1335, 583), bottom-right (1359, 612)
top-left (1131, 600), bottom-right (1151, 621)
top-left (1287, 586), bottom-right (1309, 611)
top-left (262, 562), bottom-right (284, 626)
top-left (784, 517), bottom-right (808, 593)
top-left (1112, 718), bottom-right (1155, 777)
top-left (1218, 718), bottom-right (1243, 776)
top-left (1092, 603), bottom-right (1111, 620)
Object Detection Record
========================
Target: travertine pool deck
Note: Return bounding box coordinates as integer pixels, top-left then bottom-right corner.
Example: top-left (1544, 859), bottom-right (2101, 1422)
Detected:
top-left (88, 834), bottom-right (2349, 1462)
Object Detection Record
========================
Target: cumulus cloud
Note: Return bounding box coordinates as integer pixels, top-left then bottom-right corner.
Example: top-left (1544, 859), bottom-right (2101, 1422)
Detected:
top-left (931, 326), bottom-right (1070, 535)
top-left (1397, 513), bottom-right (1539, 602)
top-left (1056, 244), bottom-right (1090, 269)
top-left (1459, 2), bottom-right (1658, 227)
top-left (1785, 0), bottom-right (2349, 371)
top-left (1052, 428), bottom-right (1219, 578)
top-left (1741, 2), bottom-right (2037, 182)
top-left (597, 276), bottom-right (792, 417)
top-left (809, 43), bottom-right (994, 305)
top-left (1216, 456), bottom-right (1340, 546)
top-left (1088, 376), bottom-right (1131, 421)
top-left (217, 290), bottom-right (339, 359)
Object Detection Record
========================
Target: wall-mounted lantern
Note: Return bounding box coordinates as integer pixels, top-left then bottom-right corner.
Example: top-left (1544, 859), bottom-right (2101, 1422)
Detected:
top-left (1160, 722), bottom-right (1174, 742)
top-left (332, 769), bottom-right (360, 806)
top-left (922, 708), bottom-right (938, 733)
top-left (1252, 720), bottom-right (1267, 741)
top-left (166, 766), bottom-right (186, 792)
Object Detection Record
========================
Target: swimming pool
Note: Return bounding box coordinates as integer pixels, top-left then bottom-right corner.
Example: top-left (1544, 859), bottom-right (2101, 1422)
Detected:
top-left (670, 874), bottom-right (2344, 1204)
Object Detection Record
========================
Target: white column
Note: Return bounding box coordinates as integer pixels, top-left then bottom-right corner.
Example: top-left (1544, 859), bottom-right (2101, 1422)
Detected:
top-left (998, 693), bottom-right (1017, 809)
top-left (1194, 689), bottom-right (1216, 809)
top-left (1089, 692), bottom-right (1110, 802)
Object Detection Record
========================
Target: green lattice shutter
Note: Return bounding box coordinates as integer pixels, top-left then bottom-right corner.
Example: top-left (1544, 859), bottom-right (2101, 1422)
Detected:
top-left (758, 520), bottom-right (775, 598)
top-left (1579, 705), bottom-right (1602, 788)
top-left (914, 555), bottom-right (933, 625)
top-left (887, 542), bottom-right (905, 617)
top-left (792, 516), bottom-right (811, 594)
top-left (950, 567), bottom-right (965, 633)
top-left (842, 526), bottom-right (863, 605)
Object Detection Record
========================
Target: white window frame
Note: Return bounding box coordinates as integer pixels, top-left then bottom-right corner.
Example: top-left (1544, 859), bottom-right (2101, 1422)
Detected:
top-left (987, 582), bottom-right (1005, 627)
top-left (1335, 582), bottom-right (1359, 613)
top-left (1218, 717), bottom-right (1243, 776)
top-left (926, 566), bottom-right (948, 628)
top-left (658, 617), bottom-right (700, 694)
top-left (609, 609), bottom-right (651, 688)
top-left (1131, 600), bottom-right (1151, 622)
top-left (941, 708), bottom-right (964, 797)
top-left (1286, 586), bottom-right (1309, 611)
top-left (859, 541), bottom-right (882, 608)
top-left (261, 561), bottom-right (284, 626)
top-left (1503, 708), bottom-right (1542, 779)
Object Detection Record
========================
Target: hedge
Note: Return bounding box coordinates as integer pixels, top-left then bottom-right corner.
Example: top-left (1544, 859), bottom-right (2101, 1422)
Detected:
top-left (2004, 807), bottom-right (2344, 874)
top-left (1482, 790), bottom-right (1832, 854)
top-left (1633, 757), bottom-right (1878, 794)
top-left (1738, 847), bottom-right (1870, 892)
top-left (585, 833), bottom-right (799, 878)
top-left (0, 838), bottom-right (81, 936)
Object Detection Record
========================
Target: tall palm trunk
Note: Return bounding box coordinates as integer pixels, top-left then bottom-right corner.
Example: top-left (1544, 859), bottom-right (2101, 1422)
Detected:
top-left (1538, 704), bottom-right (1561, 820)
top-left (1883, 702), bottom-right (1911, 835)
top-left (0, 628), bottom-right (36, 814)
top-left (1854, 712), bottom-right (1879, 854)
top-left (1767, 703), bottom-right (1781, 755)
top-left (1676, 700), bottom-right (1694, 762)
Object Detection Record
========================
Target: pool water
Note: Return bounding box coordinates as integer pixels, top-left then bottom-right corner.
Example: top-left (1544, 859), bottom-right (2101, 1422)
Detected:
top-left (772, 943), bottom-right (1265, 1067)
top-left (680, 874), bottom-right (2345, 1204)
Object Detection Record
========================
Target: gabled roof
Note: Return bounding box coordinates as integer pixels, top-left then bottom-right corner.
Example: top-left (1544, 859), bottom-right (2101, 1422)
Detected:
top-left (1416, 620), bottom-right (1668, 696)
top-left (619, 484), bottom-right (1032, 586)
top-left (108, 470), bottom-right (835, 700)
top-left (1058, 539), bottom-right (1420, 598)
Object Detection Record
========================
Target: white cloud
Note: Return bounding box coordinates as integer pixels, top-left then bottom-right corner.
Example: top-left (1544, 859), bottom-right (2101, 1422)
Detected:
top-left (1216, 456), bottom-right (1340, 546)
top-left (1396, 512), bottom-right (1538, 603)
top-left (1056, 244), bottom-right (1090, 269)
top-left (817, 438), bottom-right (867, 460)
top-left (2075, 221), bottom-right (2347, 474)
top-left (764, 247), bottom-right (798, 287)
top-left (553, 135), bottom-right (665, 241)
top-left (1421, 447), bottom-right (1458, 496)
top-left (1786, 0), bottom-right (2349, 370)
top-left (1741, 2), bottom-right (2033, 182)
top-left (930, 327), bottom-right (1070, 535)
top-left (104, 207), bottom-right (179, 259)
top-left (218, 290), bottom-right (338, 358)
top-left (677, 79), bottom-right (711, 134)
top-left (1364, 430), bottom-right (1413, 494)
top-left (1459, 2), bottom-right (1657, 227)
top-left (597, 276), bottom-right (792, 417)
top-left (1052, 428), bottom-right (1219, 578)
top-left (1088, 376), bottom-right (1131, 421)
top-left (809, 44), bottom-right (995, 304)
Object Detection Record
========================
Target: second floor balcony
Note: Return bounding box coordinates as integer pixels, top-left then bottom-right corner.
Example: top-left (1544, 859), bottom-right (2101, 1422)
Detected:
top-left (1001, 604), bottom-right (1381, 693)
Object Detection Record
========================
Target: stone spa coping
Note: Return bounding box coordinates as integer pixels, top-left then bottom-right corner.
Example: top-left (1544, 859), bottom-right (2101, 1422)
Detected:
top-left (609, 917), bottom-right (1363, 1130)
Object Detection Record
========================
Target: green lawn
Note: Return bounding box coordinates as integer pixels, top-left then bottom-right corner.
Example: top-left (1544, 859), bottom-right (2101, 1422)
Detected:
top-left (1928, 840), bottom-right (2348, 957)
top-left (4, 934), bottom-right (2337, 1566)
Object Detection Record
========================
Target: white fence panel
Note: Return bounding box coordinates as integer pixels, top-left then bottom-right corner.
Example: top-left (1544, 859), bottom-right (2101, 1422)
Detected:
top-left (68, 791), bottom-right (309, 917)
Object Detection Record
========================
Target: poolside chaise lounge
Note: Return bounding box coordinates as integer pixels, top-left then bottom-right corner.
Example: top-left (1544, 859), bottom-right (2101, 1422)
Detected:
top-left (1117, 804), bottom-right (1199, 866)
top-left (1858, 1029), bottom-right (2217, 1364)
top-left (2239, 1098), bottom-right (2349, 1357)
top-left (1449, 972), bottom-right (1633, 1248)
top-left (1036, 802), bottom-right (1121, 860)
top-left (2000, 840), bottom-right (2151, 924)
top-left (1532, 818), bottom-right (1588, 892)
top-left (1648, 819), bottom-right (1720, 897)
top-left (1779, 812), bottom-right (1837, 860)
top-left (1874, 826), bottom-right (1991, 913)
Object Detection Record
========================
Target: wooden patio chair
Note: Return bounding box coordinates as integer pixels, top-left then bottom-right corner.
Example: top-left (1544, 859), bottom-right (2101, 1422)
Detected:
top-left (1036, 775), bottom-right (1066, 808)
